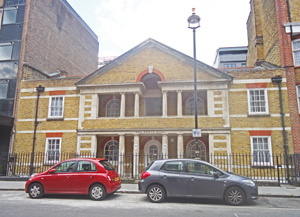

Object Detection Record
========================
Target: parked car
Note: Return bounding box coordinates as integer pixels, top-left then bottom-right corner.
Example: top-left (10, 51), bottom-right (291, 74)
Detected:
top-left (25, 158), bottom-right (121, 200)
top-left (138, 159), bottom-right (258, 205)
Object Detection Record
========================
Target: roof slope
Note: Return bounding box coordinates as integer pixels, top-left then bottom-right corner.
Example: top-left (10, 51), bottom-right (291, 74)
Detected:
top-left (76, 38), bottom-right (232, 85)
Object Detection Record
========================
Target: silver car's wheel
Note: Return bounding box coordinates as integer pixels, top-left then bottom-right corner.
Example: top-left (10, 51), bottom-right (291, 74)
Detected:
top-left (89, 184), bottom-right (106, 200)
top-left (225, 186), bottom-right (246, 206)
top-left (28, 183), bottom-right (44, 199)
top-left (147, 185), bottom-right (166, 203)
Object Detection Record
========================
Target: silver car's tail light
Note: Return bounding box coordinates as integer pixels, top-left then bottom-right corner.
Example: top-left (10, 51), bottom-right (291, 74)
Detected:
top-left (141, 171), bottom-right (151, 179)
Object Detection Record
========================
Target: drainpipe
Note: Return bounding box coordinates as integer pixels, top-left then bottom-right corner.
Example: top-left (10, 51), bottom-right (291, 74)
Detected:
top-left (286, 0), bottom-right (293, 37)
top-left (271, 75), bottom-right (290, 184)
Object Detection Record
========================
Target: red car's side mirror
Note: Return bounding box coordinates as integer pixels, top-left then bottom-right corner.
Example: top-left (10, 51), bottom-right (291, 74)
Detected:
top-left (49, 169), bottom-right (56, 174)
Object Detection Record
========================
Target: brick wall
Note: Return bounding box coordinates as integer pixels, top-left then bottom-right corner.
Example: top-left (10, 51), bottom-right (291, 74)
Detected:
top-left (290, 0), bottom-right (300, 22)
top-left (23, 0), bottom-right (98, 76)
top-left (247, 0), bottom-right (281, 66)
top-left (274, 0), bottom-right (300, 153)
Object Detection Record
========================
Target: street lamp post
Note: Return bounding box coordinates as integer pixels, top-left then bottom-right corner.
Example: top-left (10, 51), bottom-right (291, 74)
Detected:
top-left (30, 85), bottom-right (45, 176)
top-left (188, 8), bottom-right (201, 152)
top-left (271, 75), bottom-right (290, 183)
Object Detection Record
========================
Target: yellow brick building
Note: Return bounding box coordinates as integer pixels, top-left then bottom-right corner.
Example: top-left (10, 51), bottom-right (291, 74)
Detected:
top-left (13, 39), bottom-right (292, 177)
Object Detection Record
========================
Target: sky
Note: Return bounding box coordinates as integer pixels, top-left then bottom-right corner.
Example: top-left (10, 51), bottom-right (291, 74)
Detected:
top-left (67, 0), bottom-right (250, 66)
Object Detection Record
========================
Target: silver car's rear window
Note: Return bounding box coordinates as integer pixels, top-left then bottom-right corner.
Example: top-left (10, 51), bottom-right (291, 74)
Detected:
top-left (144, 161), bottom-right (154, 171)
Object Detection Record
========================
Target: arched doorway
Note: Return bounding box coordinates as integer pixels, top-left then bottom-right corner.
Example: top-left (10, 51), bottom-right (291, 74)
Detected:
top-left (186, 140), bottom-right (206, 161)
top-left (144, 139), bottom-right (162, 164)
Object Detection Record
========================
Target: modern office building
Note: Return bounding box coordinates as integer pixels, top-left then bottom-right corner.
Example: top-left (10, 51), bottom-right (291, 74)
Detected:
top-left (213, 46), bottom-right (248, 68)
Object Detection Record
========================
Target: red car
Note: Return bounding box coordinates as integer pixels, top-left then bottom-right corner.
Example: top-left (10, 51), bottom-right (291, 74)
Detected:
top-left (25, 158), bottom-right (121, 200)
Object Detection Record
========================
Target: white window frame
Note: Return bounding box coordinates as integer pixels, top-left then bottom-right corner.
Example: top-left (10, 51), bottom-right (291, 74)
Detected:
top-left (247, 88), bottom-right (269, 115)
top-left (250, 136), bottom-right (273, 166)
top-left (106, 99), bottom-right (120, 117)
top-left (48, 95), bottom-right (65, 119)
top-left (292, 39), bottom-right (300, 66)
top-left (185, 97), bottom-right (205, 116)
top-left (44, 137), bottom-right (62, 164)
top-left (104, 140), bottom-right (119, 163)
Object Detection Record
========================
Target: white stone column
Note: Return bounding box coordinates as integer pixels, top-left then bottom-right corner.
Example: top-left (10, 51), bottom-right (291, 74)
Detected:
top-left (78, 95), bottom-right (85, 129)
top-left (118, 134), bottom-right (125, 175)
top-left (209, 134), bottom-right (214, 164)
top-left (207, 90), bottom-right (214, 117)
top-left (177, 134), bottom-right (184, 158)
top-left (223, 90), bottom-right (230, 127)
top-left (177, 90), bottom-right (182, 117)
top-left (133, 135), bottom-right (140, 178)
top-left (120, 93), bottom-right (126, 117)
top-left (91, 135), bottom-right (97, 156)
top-left (134, 93), bottom-right (139, 117)
top-left (91, 94), bottom-right (99, 119)
top-left (162, 91), bottom-right (168, 117)
top-left (162, 135), bottom-right (168, 158)
top-left (76, 136), bottom-right (81, 154)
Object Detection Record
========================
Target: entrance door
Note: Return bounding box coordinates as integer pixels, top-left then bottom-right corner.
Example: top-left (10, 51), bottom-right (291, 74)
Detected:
top-left (186, 140), bottom-right (206, 160)
top-left (144, 139), bottom-right (162, 165)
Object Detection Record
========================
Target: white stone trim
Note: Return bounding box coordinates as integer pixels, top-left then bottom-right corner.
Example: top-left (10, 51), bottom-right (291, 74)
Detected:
top-left (20, 95), bottom-right (79, 99)
top-left (18, 118), bottom-right (79, 121)
top-left (232, 127), bottom-right (291, 131)
top-left (233, 78), bottom-right (286, 84)
top-left (21, 86), bottom-right (77, 92)
top-left (230, 87), bottom-right (287, 92)
top-left (17, 130), bottom-right (77, 133)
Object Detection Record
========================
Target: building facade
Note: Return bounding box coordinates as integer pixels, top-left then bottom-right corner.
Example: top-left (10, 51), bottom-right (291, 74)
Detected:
top-left (13, 39), bottom-right (292, 178)
top-left (0, 0), bottom-right (99, 173)
top-left (247, 0), bottom-right (300, 153)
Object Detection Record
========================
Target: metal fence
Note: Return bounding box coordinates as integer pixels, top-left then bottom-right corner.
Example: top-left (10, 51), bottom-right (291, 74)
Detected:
top-left (1, 152), bottom-right (299, 185)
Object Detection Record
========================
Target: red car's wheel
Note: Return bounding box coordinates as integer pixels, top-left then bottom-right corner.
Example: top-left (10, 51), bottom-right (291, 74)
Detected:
top-left (89, 184), bottom-right (106, 200)
top-left (28, 183), bottom-right (44, 199)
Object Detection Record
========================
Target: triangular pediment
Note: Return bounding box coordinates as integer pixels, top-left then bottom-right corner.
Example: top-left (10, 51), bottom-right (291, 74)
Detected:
top-left (76, 38), bottom-right (232, 87)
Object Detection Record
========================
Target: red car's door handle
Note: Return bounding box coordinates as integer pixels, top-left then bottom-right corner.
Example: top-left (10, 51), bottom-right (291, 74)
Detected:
top-left (90, 176), bottom-right (93, 178)
top-left (66, 176), bottom-right (71, 179)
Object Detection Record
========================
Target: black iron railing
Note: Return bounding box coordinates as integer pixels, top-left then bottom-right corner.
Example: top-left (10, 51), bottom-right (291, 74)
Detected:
top-left (1, 152), bottom-right (299, 185)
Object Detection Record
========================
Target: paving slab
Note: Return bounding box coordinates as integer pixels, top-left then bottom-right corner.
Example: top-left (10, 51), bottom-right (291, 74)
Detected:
top-left (0, 181), bottom-right (300, 198)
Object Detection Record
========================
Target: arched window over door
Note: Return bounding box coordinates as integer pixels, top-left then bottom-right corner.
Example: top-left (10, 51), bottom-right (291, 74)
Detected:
top-left (186, 140), bottom-right (206, 161)
top-left (106, 99), bottom-right (120, 117)
top-left (144, 140), bottom-right (162, 164)
top-left (104, 140), bottom-right (119, 162)
top-left (185, 97), bottom-right (205, 115)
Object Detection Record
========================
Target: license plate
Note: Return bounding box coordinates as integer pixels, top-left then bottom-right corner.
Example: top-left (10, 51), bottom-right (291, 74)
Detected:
top-left (115, 177), bottom-right (119, 181)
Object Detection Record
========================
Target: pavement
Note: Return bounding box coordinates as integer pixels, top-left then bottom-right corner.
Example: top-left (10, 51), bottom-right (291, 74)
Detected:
top-left (0, 179), bottom-right (300, 198)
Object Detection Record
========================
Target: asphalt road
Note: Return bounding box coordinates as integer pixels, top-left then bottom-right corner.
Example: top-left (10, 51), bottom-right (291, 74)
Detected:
top-left (0, 191), bottom-right (300, 217)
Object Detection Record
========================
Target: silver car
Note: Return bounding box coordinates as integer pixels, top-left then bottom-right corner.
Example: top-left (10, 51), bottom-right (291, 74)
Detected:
top-left (138, 159), bottom-right (258, 206)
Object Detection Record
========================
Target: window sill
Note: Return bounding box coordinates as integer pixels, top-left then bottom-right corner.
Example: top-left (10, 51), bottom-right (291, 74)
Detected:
top-left (248, 114), bottom-right (271, 118)
top-left (251, 165), bottom-right (274, 168)
top-left (43, 162), bottom-right (58, 166)
top-left (47, 117), bottom-right (64, 121)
